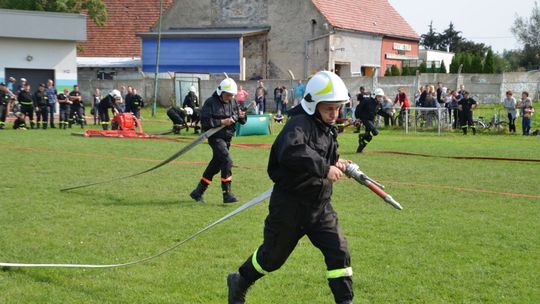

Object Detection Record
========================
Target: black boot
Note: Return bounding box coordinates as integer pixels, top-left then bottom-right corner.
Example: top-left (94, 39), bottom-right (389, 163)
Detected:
top-left (190, 180), bottom-right (209, 202)
top-left (472, 127), bottom-right (476, 135)
top-left (462, 127), bottom-right (467, 135)
top-left (227, 272), bottom-right (252, 304)
top-left (42, 122), bottom-right (48, 129)
top-left (30, 121), bottom-right (35, 129)
top-left (50, 123), bottom-right (56, 128)
top-left (222, 182), bottom-right (238, 203)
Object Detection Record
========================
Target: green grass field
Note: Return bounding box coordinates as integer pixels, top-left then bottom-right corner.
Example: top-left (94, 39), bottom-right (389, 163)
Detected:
top-left (0, 108), bottom-right (539, 303)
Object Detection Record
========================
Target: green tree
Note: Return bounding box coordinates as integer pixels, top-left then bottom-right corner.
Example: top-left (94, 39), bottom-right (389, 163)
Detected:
top-left (420, 21), bottom-right (439, 50)
top-left (385, 67), bottom-right (392, 76)
top-left (402, 65), bottom-right (411, 76)
top-left (450, 53), bottom-right (461, 73)
top-left (511, 1), bottom-right (540, 70)
top-left (391, 65), bottom-right (401, 76)
top-left (462, 53), bottom-right (473, 73)
top-left (440, 22), bottom-right (463, 52)
top-left (471, 54), bottom-right (484, 73)
top-left (440, 60), bottom-right (447, 73)
top-left (483, 50), bottom-right (495, 73)
top-left (0, 0), bottom-right (107, 26)
top-left (430, 61), bottom-right (437, 73)
top-left (419, 61), bottom-right (428, 73)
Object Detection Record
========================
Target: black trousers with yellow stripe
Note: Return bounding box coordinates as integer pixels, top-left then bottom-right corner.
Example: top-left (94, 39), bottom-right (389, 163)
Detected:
top-left (238, 189), bottom-right (353, 303)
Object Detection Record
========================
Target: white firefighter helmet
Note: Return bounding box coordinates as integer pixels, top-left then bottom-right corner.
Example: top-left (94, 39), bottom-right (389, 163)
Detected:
top-left (216, 78), bottom-right (238, 96)
top-left (184, 107), bottom-right (193, 115)
top-left (300, 71), bottom-right (349, 115)
top-left (109, 89), bottom-right (121, 98)
top-left (373, 88), bottom-right (385, 97)
top-left (189, 86), bottom-right (196, 93)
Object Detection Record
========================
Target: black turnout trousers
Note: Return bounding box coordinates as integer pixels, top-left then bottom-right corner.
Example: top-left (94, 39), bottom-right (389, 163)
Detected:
top-left (202, 136), bottom-right (232, 180)
top-left (239, 189), bottom-right (353, 303)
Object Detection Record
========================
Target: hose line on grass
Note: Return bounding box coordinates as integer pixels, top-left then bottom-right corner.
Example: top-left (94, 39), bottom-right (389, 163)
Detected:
top-left (0, 188), bottom-right (273, 269)
top-left (60, 125), bottom-right (226, 192)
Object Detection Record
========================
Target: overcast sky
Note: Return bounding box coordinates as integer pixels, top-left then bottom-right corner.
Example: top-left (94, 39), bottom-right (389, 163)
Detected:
top-left (388, 0), bottom-right (537, 53)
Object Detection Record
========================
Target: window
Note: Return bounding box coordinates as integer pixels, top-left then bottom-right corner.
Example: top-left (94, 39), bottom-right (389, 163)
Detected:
top-left (97, 71), bottom-right (116, 80)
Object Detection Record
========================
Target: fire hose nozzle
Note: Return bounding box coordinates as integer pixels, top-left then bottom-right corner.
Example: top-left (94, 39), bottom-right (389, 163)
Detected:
top-left (344, 163), bottom-right (403, 210)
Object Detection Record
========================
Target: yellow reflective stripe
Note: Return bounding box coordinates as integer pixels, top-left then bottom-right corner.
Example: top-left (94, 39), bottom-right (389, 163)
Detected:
top-left (326, 267), bottom-right (353, 279)
top-left (315, 80), bottom-right (332, 96)
top-left (251, 248), bottom-right (267, 275)
top-left (223, 85), bottom-right (231, 89)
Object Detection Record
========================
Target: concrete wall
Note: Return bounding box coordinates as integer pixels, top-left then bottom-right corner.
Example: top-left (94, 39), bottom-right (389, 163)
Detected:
top-left (75, 71), bottom-right (540, 109)
top-left (0, 37), bottom-right (78, 90)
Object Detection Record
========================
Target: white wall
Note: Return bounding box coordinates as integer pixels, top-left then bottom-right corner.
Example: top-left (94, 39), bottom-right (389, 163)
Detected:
top-left (330, 31), bottom-right (382, 76)
top-left (420, 50), bottom-right (454, 73)
top-left (0, 37), bottom-right (78, 89)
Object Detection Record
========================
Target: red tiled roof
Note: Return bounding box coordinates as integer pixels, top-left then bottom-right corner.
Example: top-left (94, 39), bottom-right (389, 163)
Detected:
top-left (311, 0), bottom-right (419, 41)
top-left (78, 0), bottom-right (173, 57)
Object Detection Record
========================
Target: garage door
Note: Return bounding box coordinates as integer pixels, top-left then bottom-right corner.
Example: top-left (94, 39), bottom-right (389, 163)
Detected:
top-left (142, 38), bottom-right (240, 74)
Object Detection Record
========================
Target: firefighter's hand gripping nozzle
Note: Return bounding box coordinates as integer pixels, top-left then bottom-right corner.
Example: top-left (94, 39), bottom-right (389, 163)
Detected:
top-left (344, 163), bottom-right (403, 210)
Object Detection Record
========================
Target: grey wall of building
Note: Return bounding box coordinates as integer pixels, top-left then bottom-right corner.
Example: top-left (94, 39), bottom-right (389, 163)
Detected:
top-left (330, 31), bottom-right (382, 76)
top-left (156, 0), bottom-right (331, 79)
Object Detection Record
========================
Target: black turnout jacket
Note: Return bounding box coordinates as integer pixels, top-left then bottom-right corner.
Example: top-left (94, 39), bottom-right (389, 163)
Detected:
top-left (267, 106), bottom-right (339, 205)
top-left (200, 91), bottom-right (247, 140)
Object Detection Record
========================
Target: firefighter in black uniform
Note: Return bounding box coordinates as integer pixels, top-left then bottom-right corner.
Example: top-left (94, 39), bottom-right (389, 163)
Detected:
top-left (18, 84), bottom-right (35, 129)
top-left (34, 84), bottom-right (50, 129)
top-left (166, 105), bottom-right (188, 134)
top-left (228, 71), bottom-right (354, 304)
top-left (353, 86), bottom-right (370, 133)
top-left (0, 83), bottom-right (10, 129)
top-left (57, 88), bottom-right (72, 129)
top-left (355, 88), bottom-right (383, 153)
top-left (98, 89), bottom-right (121, 130)
top-left (12, 112), bottom-right (27, 129)
top-left (189, 78), bottom-right (247, 204)
top-left (131, 89), bottom-right (144, 119)
top-left (458, 91), bottom-right (477, 135)
top-left (69, 85), bottom-right (84, 128)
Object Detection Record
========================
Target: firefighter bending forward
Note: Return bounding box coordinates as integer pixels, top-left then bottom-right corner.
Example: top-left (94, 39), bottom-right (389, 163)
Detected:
top-left (98, 89), bottom-right (121, 130)
top-left (189, 78), bottom-right (247, 204)
top-left (228, 71), bottom-right (354, 304)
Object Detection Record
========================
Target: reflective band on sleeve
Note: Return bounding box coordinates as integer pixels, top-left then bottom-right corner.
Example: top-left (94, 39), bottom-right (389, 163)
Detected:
top-left (251, 248), bottom-right (267, 275)
top-left (221, 176), bottom-right (232, 182)
top-left (326, 267), bottom-right (353, 279)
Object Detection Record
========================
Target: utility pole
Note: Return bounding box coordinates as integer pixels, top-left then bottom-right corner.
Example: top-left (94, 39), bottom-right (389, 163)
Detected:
top-left (152, 0), bottom-right (164, 117)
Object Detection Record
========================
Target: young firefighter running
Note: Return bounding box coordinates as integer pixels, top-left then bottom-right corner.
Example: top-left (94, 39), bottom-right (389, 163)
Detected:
top-left (228, 71), bottom-right (354, 304)
top-left (189, 78), bottom-right (247, 204)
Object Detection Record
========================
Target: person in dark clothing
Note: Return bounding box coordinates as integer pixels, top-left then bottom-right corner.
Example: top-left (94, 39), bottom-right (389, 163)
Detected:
top-left (57, 88), bottom-right (72, 129)
top-left (33, 84), bottom-right (50, 129)
top-left (353, 86), bottom-right (371, 133)
top-left (69, 85), bottom-right (84, 128)
top-left (12, 112), bottom-right (27, 129)
top-left (356, 88), bottom-right (383, 153)
top-left (98, 89), bottom-right (121, 130)
top-left (458, 91), bottom-right (477, 135)
top-left (166, 106), bottom-right (188, 134)
top-left (124, 86), bottom-right (134, 114)
top-left (183, 86), bottom-right (199, 126)
top-left (227, 71), bottom-right (354, 304)
top-left (189, 78), bottom-right (247, 204)
top-left (0, 83), bottom-right (10, 129)
top-left (18, 84), bottom-right (35, 129)
top-left (130, 89), bottom-right (144, 119)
